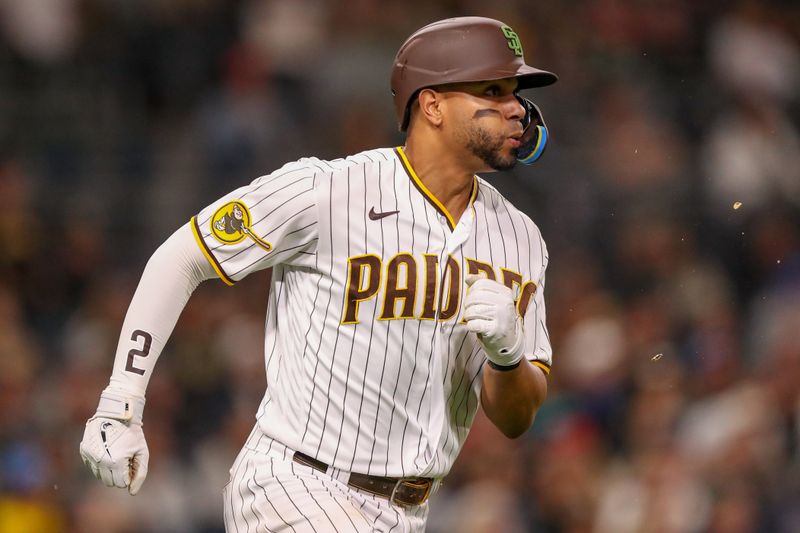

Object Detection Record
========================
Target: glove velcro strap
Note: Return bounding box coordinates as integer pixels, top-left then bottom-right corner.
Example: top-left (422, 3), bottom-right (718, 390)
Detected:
top-left (94, 390), bottom-right (145, 425)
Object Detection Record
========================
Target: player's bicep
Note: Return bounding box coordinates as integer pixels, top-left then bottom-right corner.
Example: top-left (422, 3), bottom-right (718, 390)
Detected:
top-left (192, 171), bottom-right (320, 283)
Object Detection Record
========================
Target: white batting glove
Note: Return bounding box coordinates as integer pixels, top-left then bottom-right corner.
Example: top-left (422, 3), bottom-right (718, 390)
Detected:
top-left (79, 388), bottom-right (149, 495)
top-left (463, 274), bottom-right (525, 368)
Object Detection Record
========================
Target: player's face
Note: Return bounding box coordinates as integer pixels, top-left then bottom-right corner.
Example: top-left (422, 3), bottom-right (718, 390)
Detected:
top-left (438, 78), bottom-right (526, 171)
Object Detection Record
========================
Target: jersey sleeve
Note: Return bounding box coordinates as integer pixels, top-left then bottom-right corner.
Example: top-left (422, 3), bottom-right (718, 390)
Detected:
top-left (191, 167), bottom-right (319, 284)
top-left (523, 272), bottom-right (552, 376)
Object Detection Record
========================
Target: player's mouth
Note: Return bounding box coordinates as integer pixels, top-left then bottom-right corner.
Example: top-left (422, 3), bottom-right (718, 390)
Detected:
top-left (507, 132), bottom-right (522, 148)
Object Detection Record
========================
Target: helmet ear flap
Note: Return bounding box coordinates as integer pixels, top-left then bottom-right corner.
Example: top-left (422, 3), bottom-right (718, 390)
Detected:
top-left (515, 96), bottom-right (549, 165)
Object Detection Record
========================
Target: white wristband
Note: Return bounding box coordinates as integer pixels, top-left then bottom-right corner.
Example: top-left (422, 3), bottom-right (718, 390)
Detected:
top-left (93, 389), bottom-right (145, 425)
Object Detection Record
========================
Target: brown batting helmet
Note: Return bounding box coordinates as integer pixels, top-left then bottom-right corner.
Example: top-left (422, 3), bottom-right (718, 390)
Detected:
top-left (391, 17), bottom-right (558, 132)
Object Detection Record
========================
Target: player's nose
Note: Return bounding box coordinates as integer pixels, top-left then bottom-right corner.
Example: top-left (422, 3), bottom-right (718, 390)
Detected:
top-left (502, 94), bottom-right (526, 122)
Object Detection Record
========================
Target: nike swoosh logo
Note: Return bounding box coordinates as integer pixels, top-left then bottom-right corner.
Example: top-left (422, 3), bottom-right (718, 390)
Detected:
top-left (368, 207), bottom-right (400, 220)
top-left (101, 422), bottom-right (113, 459)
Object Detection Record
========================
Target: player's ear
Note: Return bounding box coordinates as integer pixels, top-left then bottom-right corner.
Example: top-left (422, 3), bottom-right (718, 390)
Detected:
top-left (417, 88), bottom-right (444, 128)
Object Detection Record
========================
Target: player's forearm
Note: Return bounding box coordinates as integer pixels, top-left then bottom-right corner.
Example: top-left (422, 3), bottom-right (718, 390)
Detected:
top-left (107, 223), bottom-right (215, 396)
top-left (480, 360), bottom-right (548, 438)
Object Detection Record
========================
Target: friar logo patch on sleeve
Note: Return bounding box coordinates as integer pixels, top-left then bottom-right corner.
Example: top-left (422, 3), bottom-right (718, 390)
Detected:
top-left (210, 201), bottom-right (272, 251)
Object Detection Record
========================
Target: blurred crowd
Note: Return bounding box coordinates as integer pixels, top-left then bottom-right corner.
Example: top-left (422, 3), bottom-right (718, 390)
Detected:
top-left (1, 0), bottom-right (799, 532)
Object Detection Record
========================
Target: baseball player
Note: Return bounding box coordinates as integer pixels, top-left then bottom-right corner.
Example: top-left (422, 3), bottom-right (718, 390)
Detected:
top-left (80, 16), bottom-right (557, 532)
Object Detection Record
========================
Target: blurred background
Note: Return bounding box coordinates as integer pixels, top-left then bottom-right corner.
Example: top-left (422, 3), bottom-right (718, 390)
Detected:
top-left (1, 0), bottom-right (799, 531)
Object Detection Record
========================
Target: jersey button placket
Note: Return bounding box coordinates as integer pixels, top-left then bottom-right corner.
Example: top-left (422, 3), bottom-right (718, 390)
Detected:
top-left (423, 255), bottom-right (446, 470)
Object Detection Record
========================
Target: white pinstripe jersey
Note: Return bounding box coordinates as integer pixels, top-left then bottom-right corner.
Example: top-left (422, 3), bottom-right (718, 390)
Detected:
top-left (191, 146), bottom-right (552, 479)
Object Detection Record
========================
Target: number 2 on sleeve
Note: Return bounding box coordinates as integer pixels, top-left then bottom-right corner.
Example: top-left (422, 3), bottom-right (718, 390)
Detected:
top-left (125, 329), bottom-right (153, 375)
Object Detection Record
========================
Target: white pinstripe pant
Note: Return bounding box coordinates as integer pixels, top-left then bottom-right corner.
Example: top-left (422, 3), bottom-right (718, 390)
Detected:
top-left (223, 437), bottom-right (429, 532)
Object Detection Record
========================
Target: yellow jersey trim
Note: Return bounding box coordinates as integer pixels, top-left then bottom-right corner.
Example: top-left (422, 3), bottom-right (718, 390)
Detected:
top-left (531, 360), bottom-right (551, 376)
top-left (395, 147), bottom-right (477, 231)
top-left (191, 216), bottom-right (235, 286)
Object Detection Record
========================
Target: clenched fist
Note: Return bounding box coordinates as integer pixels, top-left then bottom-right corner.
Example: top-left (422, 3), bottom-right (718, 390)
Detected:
top-left (463, 274), bottom-right (525, 368)
top-left (79, 389), bottom-right (149, 495)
